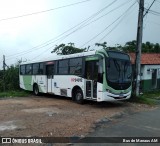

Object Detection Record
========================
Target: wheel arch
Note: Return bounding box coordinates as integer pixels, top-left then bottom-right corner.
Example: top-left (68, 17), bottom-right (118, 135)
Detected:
top-left (72, 86), bottom-right (83, 100)
top-left (33, 82), bottom-right (38, 91)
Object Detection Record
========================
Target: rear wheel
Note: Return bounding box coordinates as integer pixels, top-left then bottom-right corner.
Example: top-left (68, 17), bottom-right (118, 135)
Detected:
top-left (74, 89), bottom-right (84, 104)
top-left (33, 84), bottom-right (39, 96)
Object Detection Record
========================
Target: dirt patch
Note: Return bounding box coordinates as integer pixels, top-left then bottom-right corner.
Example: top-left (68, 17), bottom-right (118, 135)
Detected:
top-left (22, 107), bottom-right (61, 114)
top-left (0, 95), bottom-right (155, 138)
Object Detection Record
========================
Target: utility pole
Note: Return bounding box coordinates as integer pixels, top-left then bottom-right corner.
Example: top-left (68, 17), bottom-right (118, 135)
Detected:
top-left (135, 0), bottom-right (144, 96)
top-left (3, 55), bottom-right (6, 92)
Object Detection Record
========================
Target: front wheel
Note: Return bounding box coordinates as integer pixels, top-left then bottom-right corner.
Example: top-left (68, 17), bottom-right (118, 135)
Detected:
top-left (74, 89), bottom-right (84, 104)
top-left (33, 84), bottom-right (39, 96)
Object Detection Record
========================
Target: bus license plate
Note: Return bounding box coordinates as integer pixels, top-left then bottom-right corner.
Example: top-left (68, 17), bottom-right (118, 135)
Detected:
top-left (119, 94), bottom-right (124, 98)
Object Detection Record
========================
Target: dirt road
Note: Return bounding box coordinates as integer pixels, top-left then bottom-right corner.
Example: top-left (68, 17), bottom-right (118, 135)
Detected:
top-left (0, 95), bottom-right (153, 138)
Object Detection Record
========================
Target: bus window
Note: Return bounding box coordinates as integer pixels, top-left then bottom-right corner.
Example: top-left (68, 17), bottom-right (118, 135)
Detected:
top-left (69, 58), bottom-right (82, 75)
top-left (58, 59), bottom-right (69, 74)
top-left (39, 63), bottom-right (44, 74)
top-left (20, 65), bottom-right (25, 75)
top-left (26, 64), bottom-right (32, 75)
top-left (33, 63), bottom-right (39, 75)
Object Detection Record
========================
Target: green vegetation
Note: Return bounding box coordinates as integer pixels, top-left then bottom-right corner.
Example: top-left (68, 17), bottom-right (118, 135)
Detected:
top-left (51, 42), bottom-right (87, 55)
top-left (141, 90), bottom-right (160, 100)
top-left (107, 40), bottom-right (160, 53)
top-left (0, 64), bottom-right (20, 92)
top-left (51, 41), bottom-right (160, 56)
top-left (0, 90), bottom-right (31, 98)
top-left (132, 96), bottom-right (156, 105)
top-left (130, 90), bottom-right (160, 105)
top-left (0, 61), bottom-right (31, 98)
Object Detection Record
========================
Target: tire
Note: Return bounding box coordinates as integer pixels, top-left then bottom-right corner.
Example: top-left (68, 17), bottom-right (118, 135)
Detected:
top-left (74, 89), bottom-right (84, 104)
top-left (33, 84), bottom-right (39, 96)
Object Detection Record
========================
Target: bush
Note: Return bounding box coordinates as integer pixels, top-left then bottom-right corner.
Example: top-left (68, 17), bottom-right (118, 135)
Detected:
top-left (0, 65), bottom-right (20, 92)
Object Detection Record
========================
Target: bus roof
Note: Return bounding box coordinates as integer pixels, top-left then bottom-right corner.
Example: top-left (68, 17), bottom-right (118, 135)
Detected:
top-left (20, 50), bottom-right (97, 65)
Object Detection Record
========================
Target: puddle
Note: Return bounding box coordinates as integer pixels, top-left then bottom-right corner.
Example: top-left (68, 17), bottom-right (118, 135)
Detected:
top-left (0, 121), bottom-right (17, 131)
top-left (22, 107), bottom-right (61, 114)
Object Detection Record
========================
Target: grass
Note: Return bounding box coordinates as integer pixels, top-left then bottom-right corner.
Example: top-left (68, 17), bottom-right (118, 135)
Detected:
top-left (141, 90), bottom-right (160, 100)
top-left (0, 90), bottom-right (31, 98)
top-left (129, 90), bottom-right (160, 105)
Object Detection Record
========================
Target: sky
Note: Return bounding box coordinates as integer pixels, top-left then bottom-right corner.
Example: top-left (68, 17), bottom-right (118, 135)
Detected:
top-left (0, 0), bottom-right (160, 68)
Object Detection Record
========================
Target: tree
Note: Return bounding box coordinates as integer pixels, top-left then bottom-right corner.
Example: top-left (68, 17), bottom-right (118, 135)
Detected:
top-left (95, 42), bottom-right (107, 49)
top-left (51, 43), bottom-right (86, 55)
top-left (122, 40), bottom-right (137, 52)
top-left (154, 43), bottom-right (160, 53)
top-left (0, 61), bottom-right (21, 92)
top-left (121, 40), bottom-right (160, 53)
top-left (95, 42), bottom-right (123, 51)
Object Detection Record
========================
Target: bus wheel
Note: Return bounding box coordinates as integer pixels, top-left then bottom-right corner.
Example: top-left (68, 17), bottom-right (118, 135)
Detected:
top-left (75, 89), bottom-right (84, 104)
top-left (33, 84), bottom-right (39, 96)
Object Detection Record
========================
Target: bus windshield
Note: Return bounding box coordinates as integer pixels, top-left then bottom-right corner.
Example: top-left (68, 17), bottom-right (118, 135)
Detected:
top-left (106, 58), bottom-right (132, 84)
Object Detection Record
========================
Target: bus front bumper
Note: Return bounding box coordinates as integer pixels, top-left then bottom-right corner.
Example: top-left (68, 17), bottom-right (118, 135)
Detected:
top-left (97, 91), bottom-right (131, 102)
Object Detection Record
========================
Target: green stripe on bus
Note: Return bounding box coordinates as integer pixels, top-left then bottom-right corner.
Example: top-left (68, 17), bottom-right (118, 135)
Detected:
top-left (23, 76), bottom-right (32, 91)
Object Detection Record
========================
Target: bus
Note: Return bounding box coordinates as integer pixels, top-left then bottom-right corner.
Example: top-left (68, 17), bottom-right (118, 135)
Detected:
top-left (19, 49), bottom-right (132, 104)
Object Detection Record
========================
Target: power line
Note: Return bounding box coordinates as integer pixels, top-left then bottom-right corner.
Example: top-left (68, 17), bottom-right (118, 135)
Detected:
top-left (143, 0), bottom-right (156, 17)
top-left (80, 1), bottom-right (136, 47)
top-left (99, 2), bottom-right (137, 42)
top-left (30, 0), bottom-right (134, 60)
top-left (6, 0), bottom-right (118, 60)
top-left (31, 45), bottom-right (55, 61)
top-left (55, 0), bottom-right (133, 48)
top-left (29, 0), bottom-right (123, 61)
top-left (147, 9), bottom-right (160, 16)
top-left (0, 0), bottom-right (92, 22)
top-left (51, 1), bottom-right (130, 48)
top-left (5, 0), bottom-right (135, 61)
top-left (99, 3), bottom-right (136, 42)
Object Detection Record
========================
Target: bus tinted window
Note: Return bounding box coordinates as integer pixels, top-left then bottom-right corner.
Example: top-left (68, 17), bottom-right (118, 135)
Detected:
top-left (69, 58), bottom-right (82, 66)
top-left (58, 59), bottom-right (69, 74)
top-left (59, 60), bottom-right (68, 67)
top-left (108, 51), bottom-right (129, 60)
top-left (33, 64), bottom-right (39, 75)
top-left (26, 64), bottom-right (32, 75)
top-left (39, 63), bottom-right (44, 74)
top-left (69, 66), bottom-right (82, 74)
top-left (69, 58), bottom-right (82, 75)
top-left (58, 67), bottom-right (68, 74)
top-left (20, 65), bottom-right (25, 75)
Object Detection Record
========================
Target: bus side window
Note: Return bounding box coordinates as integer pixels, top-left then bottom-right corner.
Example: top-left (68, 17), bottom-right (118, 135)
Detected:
top-left (58, 59), bottom-right (69, 74)
top-left (26, 64), bottom-right (32, 75)
top-left (39, 63), bottom-right (44, 74)
top-left (20, 65), bottom-right (25, 75)
top-left (33, 63), bottom-right (39, 75)
top-left (69, 58), bottom-right (82, 75)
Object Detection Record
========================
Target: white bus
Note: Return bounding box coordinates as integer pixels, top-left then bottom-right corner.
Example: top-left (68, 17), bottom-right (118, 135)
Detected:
top-left (19, 49), bottom-right (132, 103)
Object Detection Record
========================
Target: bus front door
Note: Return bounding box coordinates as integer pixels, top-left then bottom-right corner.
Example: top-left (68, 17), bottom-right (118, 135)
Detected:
top-left (46, 65), bottom-right (54, 93)
top-left (85, 60), bottom-right (98, 99)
